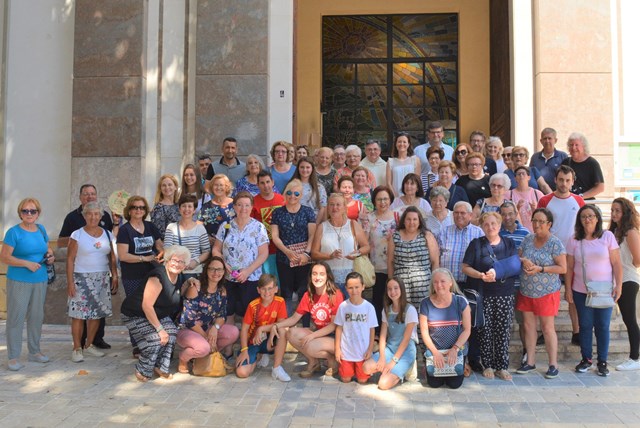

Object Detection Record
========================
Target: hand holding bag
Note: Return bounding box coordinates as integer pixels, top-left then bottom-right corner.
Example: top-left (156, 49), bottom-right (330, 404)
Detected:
top-left (192, 351), bottom-right (227, 377)
top-left (580, 241), bottom-right (615, 309)
top-left (349, 220), bottom-right (376, 288)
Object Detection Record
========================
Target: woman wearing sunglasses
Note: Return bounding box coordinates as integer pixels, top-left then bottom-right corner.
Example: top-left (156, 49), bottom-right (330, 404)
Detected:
top-left (453, 143), bottom-right (473, 180)
top-left (505, 146), bottom-right (552, 194)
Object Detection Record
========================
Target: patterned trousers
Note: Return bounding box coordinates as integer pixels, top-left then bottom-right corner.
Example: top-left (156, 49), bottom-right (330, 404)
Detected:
top-left (122, 315), bottom-right (178, 378)
top-left (479, 295), bottom-right (514, 371)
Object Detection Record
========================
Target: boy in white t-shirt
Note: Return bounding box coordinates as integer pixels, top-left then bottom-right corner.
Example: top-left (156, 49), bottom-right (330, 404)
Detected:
top-left (334, 272), bottom-right (378, 383)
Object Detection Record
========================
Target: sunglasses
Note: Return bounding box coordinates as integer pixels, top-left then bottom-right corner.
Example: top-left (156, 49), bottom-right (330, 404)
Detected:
top-left (21, 209), bottom-right (39, 215)
top-left (455, 150), bottom-right (468, 156)
top-left (502, 153), bottom-right (512, 158)
top-left (131, 206), bottom-right (146, 211)
top-left (286, 190), bottom-right (301, 197)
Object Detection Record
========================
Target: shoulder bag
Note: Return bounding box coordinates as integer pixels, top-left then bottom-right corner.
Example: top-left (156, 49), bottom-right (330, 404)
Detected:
top-left (37, 225), bottom-right (55, 285)
top-left (192, 351), bottom-right (227, 377)
top-left (424, 294), bottom-right (465, 377)
top-left (349, 220), bottom-right (376, 288)
top-left (580, 240), bottom-right (615, 308)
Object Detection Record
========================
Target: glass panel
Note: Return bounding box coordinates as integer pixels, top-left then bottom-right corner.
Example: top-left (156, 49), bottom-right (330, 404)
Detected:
top-left (427, 62), bottom-right (456, 84)
top-left (358, 130), bottom-right (391, 153)
top-left (324, 110), bottom-right (356, 136)
top-left (356, 85), bottom-right (387, 110)
top-left (323, 64), bottom-right (355, 86)
top-left (392, 108), bottom-right (425, 130)
top-left (323, 16), bottom-right (388, 60)
top-left (425, 85), bottom-right (457, 107)
top-left (355, 109), bottom-right (388, 131)
top-left (357, 63), bottom-right (387, 85)
top-left (393, 85), bottom-right (423, 108)
top-left (393, 63), bottom-right (423, 84)
top-left (392, 15), bottom-right (458, 58)
top-left (324, 86), bottom-right (355, 109)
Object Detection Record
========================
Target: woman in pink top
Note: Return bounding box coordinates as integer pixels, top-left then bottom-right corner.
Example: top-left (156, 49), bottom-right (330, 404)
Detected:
top-left (565, 204), bottom-right (622, 377)
top-left (508, 166), bottom-right (544, 231)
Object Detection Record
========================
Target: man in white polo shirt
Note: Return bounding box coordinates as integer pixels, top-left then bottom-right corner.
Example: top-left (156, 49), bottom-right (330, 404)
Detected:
top-left (415, 121), bottom-right (454, 175)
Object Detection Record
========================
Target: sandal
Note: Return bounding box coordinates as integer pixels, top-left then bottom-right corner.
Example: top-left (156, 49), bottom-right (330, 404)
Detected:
top-left (299, 361), bottom-right (322, 378)
top-left (154, 368), bottom-right (174, 379)
top-left (495, 369), bottom-right (512, 381)
top-left (482, 368), bottom-right (495, 379)
top-left (135, 371), bottom-right (150, 383)
top-left (177, 360), bottom-right (189, 374)
top-left (464, 363), bottom-right (472, 378)
top-left (325, 362), bottom-right (339, 377)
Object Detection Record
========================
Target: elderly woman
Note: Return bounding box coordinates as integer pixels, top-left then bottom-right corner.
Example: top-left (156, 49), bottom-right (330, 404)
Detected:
top-left (234, 154), bottom-right (278, 196)
top-left (150, 174), bottom-right (180, 241)
top-left (486, 136), bottom-right (507, 173)
top-left (421, 146), bottom-right (444, 194)
top-left (472, 173), bottom-right (511, 224)
top-left (315, 147), bottom-right (336, 197)
top-left (390, 173), bottom-right (432, 219)
top-left (1, 198), bottom-right (55, 370)
top-left (311, 192), bottom-right (370, 294)
top-left (387, 132), bottom-right (421, 197)
top-left (337, 176), bottom-right (368, 222)
top-left (516, 208), bottom-right (566, 378)
top-left (291, 157), bottom-right (327, 222)
top-left (176, 256), bottom-right (240, 374)
top-left (271, 179), bottom-right (317, 314)
top-left (506, 146), bottom-right (552, 194)
top-left (456, 153), bottom-right (491, 207)
top-left (425, 186), bottom-right (454, 237)
top-left (502, 146), bottom-right (513, 170)
top-left (121, 245), bottom-right (191, 381)
top-left (212, 191), bottom-right (269, 319)
top-left (566, 205), bottom-right (622, 376)
top-left (180, 163), bottom-right (210, 216)
top-left (270, 141), bottom-right (296, 195)
top-left (333, 144), bottom-right (376, 191)
top-left (66, 202), bottom-right (118, 363)
top-left (453, 143), bottom-right (473, 180)
top-left (508, 166), bottom-right (544, 231)
top-left (427, 161), bottom-right (469, 211)
top-left (462, 212), bottom-right (520, 381)
top-left (420, 268), bottom-right (471, 389)
top-left (352, 166), bottom-right (374, 213)
top-left (200, 174), bottom-right (235, 245)
top-left (164, 194), bottom-right (210, 281)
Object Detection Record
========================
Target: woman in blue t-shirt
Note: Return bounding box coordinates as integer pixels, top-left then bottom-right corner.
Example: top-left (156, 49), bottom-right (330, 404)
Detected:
top-left (0, 198), bottom-right (55, 371)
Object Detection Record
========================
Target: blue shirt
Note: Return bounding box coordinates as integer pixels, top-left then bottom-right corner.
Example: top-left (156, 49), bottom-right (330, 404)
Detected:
top-left (438, 223), bottom-right (484, 283)
top-left (505, 166), bottom-right (544, 190)
top-left (499, 221), bottom-right (530, 249)
top-left (529, 149), bottom-right (568, 191)
top-left (270, 165), bottom-right (296, 196)
top-left (4, 224), bottom-right (49, 283)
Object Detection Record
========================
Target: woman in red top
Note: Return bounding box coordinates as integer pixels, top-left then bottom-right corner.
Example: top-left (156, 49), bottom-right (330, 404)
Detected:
top-left (270, 262), bottom-right (344, 378)
top-left (338, 176), bottom-right (367, 222)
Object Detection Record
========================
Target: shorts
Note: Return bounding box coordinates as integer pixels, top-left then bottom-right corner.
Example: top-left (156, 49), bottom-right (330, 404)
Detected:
top-left (240, 338), bottom-right (276, 366)
top-left (512, 288), bottom-right (524, 324)
top-left (516, 291), bottom-right (560, 317)
top-left (338, 360), bottom-right (369, 382)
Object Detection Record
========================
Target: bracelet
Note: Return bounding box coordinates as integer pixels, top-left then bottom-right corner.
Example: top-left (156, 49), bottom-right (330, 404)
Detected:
top-left (139, 255), bottom-right (143, 262)
top-left (155, 325), bottom-right (165, 333)
top-left (541, 266), bottom-right (545, 273)
top-left (240, 346), bottom-right (248, 352)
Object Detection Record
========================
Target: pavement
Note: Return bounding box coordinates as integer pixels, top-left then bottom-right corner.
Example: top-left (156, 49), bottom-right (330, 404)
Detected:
top-left (2, 322), bottom-right (640, 427)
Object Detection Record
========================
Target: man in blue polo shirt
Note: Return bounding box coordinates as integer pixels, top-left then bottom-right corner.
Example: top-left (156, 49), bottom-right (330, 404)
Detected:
top-left (529, 128), bottom-right (568, 191)
top-left (205, 137), bottom-right (246, 185)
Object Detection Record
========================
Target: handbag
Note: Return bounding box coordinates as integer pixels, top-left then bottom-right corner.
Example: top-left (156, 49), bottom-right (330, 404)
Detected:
top-left (485, 238), bottom-right (521, 280)
top-left (286, 241), bottom-right (310, 268)
top-left (192, 351), bottom-right (227, 377)
top-left (424, 295), bottom-right (465, 377)
top-left (580, 241), bottom-right (615, 308)
top-left (349, 220), bottom-right (376, 288)
top-left (37, 225), bottom-right (55, 285)
top-left (463, 288), bottom-right (485, 329)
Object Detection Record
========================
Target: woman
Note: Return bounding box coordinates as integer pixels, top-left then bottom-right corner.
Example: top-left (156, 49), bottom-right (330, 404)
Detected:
top-left (472, 173), bottom-right (511, 224)
top-left (291, 157), bottom-right (327, 222)
top-left (502, 146), bottom-right (513, 170)
top-left (212, 191), bottom-right (269, 319)
top-left (455, 153), bottom-right (491, 208)
top-left (311, 192), bottom-right (370, 294)
top-left (387, 132), bottom-right (421, 197)
top-left (1, 198), bottom-right (55, 371)
top-left (176, 256), bottom-right (240, 374)
top-left (421, 146), bottom-right (444, 194)
top-left (388, 206), bottom-right (440, 311)
top-left (427, 161), bottom-right (469, 211)
top-left (462, 212), bottom-right (520, 380)
top-left (316, 147), bottom-right (336, 197)
top-left (610, 198), bottom-right (640, 371)
top-left (352, 166), bottom-right (374, 213)
top-left (200, 174), bottom-right (235, 244)
top-left (486, 136), bottom-right (506, 173)
top-left (234, 154), bottom-right (278, 196)
top-left (508, 166), bottom-right (544, 232)
top-left (566, 204), bottom-right (622, 377)
top-left (366, 186), bottom-right (399, 327)
top-left (271, 179), bottom-right (317, 314)
top-left (117, 196), bottom-right (164, 356)
top-left (271, 262), bottom-right (344, 378)
top-left (363, 277), bottom-right (418, 389)
top-left (164, 194), bottom-right (210, 281)
top-left (180, 164), bottom-right (210, 216)
top-left (425, 186), bottom-right (454, 237)
top-left (419, 269), bottom-right (471, 389)
top-left (295, 145), bottom-right (309, 164)
top-left (390, 173), bottom-right (432, 218)
top-left (506, 146), bottom-right (552, 194)
top-left (150, 174), bottom-right (180, 241)
top-left (516, 208), bottom-right (566, 378)
top-left (270, 141), bottom-right (296, 196)
top-left (453, 142), bottom-right (473, 180)
top-left (121, 245), bottom-right (191, 381)
top-left (66, 202), bottom-right (118, 363)
top-left (337, 176), bottom-right (367, 222)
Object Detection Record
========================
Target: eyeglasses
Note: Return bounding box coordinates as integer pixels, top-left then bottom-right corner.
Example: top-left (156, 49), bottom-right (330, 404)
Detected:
top-left (531, 219), bottom-right (549, 224)
top-left (512, 153), bottom-right (526, 158)
top-left (455, 150), bottom-right (468, 156)
top-left (21, 209), bottom-right (38, 215)
top-left (207, 267), bottom-right (225, 273)
top-left (376, 197), bottom-right (390, 202)
top-left (580, 214), bottom-right (597, 221)
top-left (502, 153), bottom-right (512, 158)
top-left (169, 258), bottom-right (187, 266)
top-left (490, 184), bottom-right (504, 188)
top-left (515, 172), bottom-right (528, 177)
top-left (131, 206), bottom-right (146, 211)
top-left (274, 150), bottom-right (287, 154)
top-left (467, 163), bottom-right (482, 167)
top-left (286, 190), bottom-right (301, 197)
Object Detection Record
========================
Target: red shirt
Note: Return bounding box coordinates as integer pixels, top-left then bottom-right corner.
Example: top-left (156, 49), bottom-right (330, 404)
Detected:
top-left (296, 291), bottom-right (344, 329)
top-left (244, 296), bottom-right (287, 342)
top-left (251, 193), bottom-right (285, 254)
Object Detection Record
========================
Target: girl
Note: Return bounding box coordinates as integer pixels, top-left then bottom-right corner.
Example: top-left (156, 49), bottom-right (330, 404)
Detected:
top-left (387, 133), bottom-right (421, 197)
top-left (291, 157), bottom-right (327, 222)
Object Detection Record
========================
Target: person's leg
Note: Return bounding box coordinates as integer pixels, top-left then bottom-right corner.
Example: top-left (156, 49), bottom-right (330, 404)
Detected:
top-left (6, 280), bottom-right (30, 361)
top-left (445, 375), bottom-right (465, 389)
top-left (25, 281), bottom-right (47, 356)
top-left (122, 278), bottom-right (145, 346)
top-left (71, 318), bottom-right (84, 350)
top-left (372, 272), bottom-right (388, 334)
top-left (276, 262), bottom-right (295, 315)
top-left (540, 315), bottom-right (558, 367)
top-left (522, 311), bottom-right (538, 366)
top-left (339, 360), bottom-right (355, 383)
top-left (177, 328), bottom-right (212, 362)
top-left (271, 334), bottom-right (287, 368)
top-left (493, 295), bottom-right (514, 374)
top-left (355, 361), bottom-right (370, 384)
top-left (569, 303), bottom-right (579, 335)
top-left (123, 316), bottom-right (160, 379)
top-left (294, 265), bottom-right (312, 327)
top-left (216, 324), bottom-right (240, 355)
top-left (94, 317), bottom-right (106, 343)
top-left (593, 306), bottom-right (613, 364)
top-left (426, 375), bottom-right (446, 388)
top-left (619, 282), bottom-right (640, 360)
top-left (239, 280), bottom-right (259, 318)
top-left (155, 317), bottom-right (178, 374)
top-left (236, 344), bottom-right (260, 378)
top-left (572, 291), bottom-right (593, 360)
top-left (85, 319), bottom-right (101, 347)
top-left (479, 297), bottom-right (496, 370)
top-left (225, 281), bottom-right (241, 324)
top-left (377, 372), bottom-right (401, 390)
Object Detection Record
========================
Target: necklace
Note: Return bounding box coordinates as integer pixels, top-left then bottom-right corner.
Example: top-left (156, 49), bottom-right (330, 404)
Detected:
top-left (287, 206), bottom-right (301, 228)
top-left (329, 218), bottom-right (345, 245)
top-left (131, 221), bottom-right (144, 234)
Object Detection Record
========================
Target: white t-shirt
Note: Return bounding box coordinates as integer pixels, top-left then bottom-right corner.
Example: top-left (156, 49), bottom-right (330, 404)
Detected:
top-left (334, 299), bottom-right (378, 361)
top-left (381, 304), bottom-right (419, 343)
top-left (70, 228), bottom-right (111, 273)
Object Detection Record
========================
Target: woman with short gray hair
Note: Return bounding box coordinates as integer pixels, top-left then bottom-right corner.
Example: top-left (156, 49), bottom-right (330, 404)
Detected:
top-left (425, 186), bottom-right (454, 236)
top-left (472, 173), bottom-right (511, 225)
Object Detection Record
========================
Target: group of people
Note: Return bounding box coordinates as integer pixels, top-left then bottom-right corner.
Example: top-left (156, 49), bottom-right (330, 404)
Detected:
top-left (3, 124), bottom-right (639, 391)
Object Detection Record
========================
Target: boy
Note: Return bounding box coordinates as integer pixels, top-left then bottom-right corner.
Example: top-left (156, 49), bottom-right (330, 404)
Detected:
top-left (235, 274), bottom-right (291, 382)
top-left (334, 272), bottom-right (378, 383)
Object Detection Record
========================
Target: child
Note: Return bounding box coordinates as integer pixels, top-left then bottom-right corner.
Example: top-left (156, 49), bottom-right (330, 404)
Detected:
top-left (235, 274), bottom-right (290, 382)
top-left (334, 272), bottom-right (378, 383)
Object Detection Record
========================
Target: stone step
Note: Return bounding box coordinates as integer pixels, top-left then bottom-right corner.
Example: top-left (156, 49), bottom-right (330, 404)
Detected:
top-left (508, 338), bottom-right (632, 363)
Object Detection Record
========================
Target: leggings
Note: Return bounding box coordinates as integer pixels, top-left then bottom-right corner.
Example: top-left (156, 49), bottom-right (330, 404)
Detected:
top-left (426, 373), bottom-right (464, 389)
top-left (618, 281), bottom-right (640, 360)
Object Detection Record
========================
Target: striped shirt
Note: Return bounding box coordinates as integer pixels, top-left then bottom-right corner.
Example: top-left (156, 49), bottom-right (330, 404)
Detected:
top-left (163, 222), bottom-right (210, 274)
top-left (437, 223), bottom-right (484, 283)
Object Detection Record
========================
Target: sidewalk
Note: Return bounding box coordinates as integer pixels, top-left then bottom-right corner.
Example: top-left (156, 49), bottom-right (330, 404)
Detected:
top-left (1, 323), bottom-right (640, 427)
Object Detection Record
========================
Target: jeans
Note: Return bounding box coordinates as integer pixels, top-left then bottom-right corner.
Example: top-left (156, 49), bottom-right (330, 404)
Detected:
top-left (573, 290), bottom-right (613, 362)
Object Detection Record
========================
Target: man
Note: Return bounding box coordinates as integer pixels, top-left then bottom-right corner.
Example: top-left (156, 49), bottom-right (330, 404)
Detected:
top-left (58, 184), bottom-right (115, 350)
top-left (251, 171), bottom-right (285, 280)
top-left (560, 132), bottom-right (604, 200)
top-left (537, 165), bottom-right (585, 345)
top-left (437, 201), bottom-right (484, 373)
top-left (332, 144), bottom-right (347, 170)
top-left (333, 144), bottom-right (376, 191)
top-left (360, 139), bottom-right (387, 188)
top-left (197, 153), bottom-right (212, 178)
top-left (205, 137), bottom-right (246, 185)
top-left (469, 130), bottom-right (497, 176)
top-left (529, 128), bottom-right (568, 191)
top-left (415, 121), bottom-right (454, 175)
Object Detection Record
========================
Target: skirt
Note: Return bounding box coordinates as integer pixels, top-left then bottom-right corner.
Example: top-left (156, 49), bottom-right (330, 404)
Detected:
top-left (68, 272), bottom-right (113, 319)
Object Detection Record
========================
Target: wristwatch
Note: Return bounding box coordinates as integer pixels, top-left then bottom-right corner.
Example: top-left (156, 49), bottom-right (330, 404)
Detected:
top-left (392, 356), bottom-right (399, 363)
top-left (214, 324), bottom-right (221, 330)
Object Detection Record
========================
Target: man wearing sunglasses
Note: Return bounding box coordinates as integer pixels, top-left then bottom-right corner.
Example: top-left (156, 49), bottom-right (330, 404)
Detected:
top-left (58, 184), bottom-right (115, 350)
top-left (469, 130), bottom-right (497, 176)
top-left (251, 171), bottom-right (285, 279)
top-left (415, 121), bottom-right (454, 175)
top-left (529, 128), bottom-right (568, 191)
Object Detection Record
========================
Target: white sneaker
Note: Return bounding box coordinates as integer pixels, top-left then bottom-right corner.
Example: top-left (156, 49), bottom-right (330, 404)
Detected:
top-left (71, 348), bottom-right (84, 363)
top-left (616, 358), bottom-right (640, 371)
top-left (257, 353), bottom-right (269, 368)
top-left (84, 345), bottom-right (105, 358)
top-left (272, 365), bottom-right (291, 382)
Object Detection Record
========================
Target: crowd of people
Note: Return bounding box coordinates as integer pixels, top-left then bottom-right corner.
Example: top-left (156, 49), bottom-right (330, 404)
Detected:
top-left (2, 124), bottom-right (639, 391)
